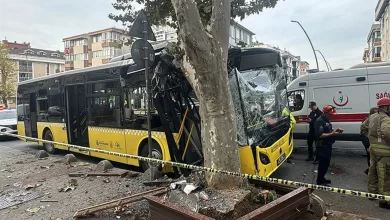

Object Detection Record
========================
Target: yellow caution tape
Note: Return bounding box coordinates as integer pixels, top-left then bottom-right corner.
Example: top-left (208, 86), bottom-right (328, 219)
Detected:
top-left (1, 132), bottom-right (389, 202)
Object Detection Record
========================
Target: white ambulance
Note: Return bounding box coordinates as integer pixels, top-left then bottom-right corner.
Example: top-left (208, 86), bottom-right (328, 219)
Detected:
top-left (287, 62), bottom-right (390, 141)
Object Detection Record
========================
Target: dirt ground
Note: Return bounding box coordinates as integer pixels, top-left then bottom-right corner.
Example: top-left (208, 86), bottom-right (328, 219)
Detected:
top-left (0, 142), bottom-right (157, 220)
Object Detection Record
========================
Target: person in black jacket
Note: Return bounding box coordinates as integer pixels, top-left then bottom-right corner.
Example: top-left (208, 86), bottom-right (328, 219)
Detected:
top-left (314, 105), bottom-right (343, 185)
top-left (360, 107), bottom-right (378, 175)
top-left (306, 102), bottom-right (322, 162)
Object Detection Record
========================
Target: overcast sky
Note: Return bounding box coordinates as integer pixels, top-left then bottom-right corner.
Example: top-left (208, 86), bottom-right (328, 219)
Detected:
top-left (0, 0), bottom-right (376, 70)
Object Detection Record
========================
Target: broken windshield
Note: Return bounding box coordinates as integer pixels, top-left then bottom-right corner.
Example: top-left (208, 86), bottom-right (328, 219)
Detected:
top-left (229, 66), bottom-right (289, 146)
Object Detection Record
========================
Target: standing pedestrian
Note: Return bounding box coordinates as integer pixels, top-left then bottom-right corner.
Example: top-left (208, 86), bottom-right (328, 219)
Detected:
top-left (306, 102), bottom-right (322, 162)
top-left (361, 97), bottom-right (390, 209)
top-left (314, 105), bottom-right (343, 185)
top-left (360, 107), bottom-right (378, 175)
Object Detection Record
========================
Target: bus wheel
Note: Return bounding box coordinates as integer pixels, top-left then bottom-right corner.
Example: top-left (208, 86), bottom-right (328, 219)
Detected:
top-left (44, 130), bottom-right (57, 154)
top-left (140, 141), bottom-right (163, 171)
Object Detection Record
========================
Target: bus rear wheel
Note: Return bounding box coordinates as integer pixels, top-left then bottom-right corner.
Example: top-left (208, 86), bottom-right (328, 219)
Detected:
top-left (44, 130), bottom-right (57, 154)
top-left (140, 141), bottom-right (163, 171)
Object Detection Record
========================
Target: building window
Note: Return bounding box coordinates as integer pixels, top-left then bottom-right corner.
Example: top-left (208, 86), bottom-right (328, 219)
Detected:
top-left (235, 28), bottom-right (240, 39)
top-left (54, 64), bottom-right (60, 73)
top-left (92, 34), bottom-right (102, 43)
top-left (19, 72), bottom-right (33, 82)
top-left (74, 53), bottom-right (88, 60)
top-left (374, 47), bottom-right (381, 58)
top-left (230, 26), bottom-right (234, 37)
top-left (46, 63), bottom-right (50, 75)
top-left (19, 60), bottom-right (32, 72)
top-left (93, 50), bottom-right (103, 58)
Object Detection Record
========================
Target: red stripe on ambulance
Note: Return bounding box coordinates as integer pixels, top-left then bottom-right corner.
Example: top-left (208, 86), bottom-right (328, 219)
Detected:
top-left (294, 113), bottom-right (369, 124)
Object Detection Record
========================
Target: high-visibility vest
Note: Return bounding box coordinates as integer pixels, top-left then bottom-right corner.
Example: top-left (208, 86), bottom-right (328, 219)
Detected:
top-left (282, 107), bottom-right (296, 130)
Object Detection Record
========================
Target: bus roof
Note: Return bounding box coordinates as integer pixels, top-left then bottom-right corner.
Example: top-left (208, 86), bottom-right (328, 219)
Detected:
top-left (17, 59), bottom-right (135, 85)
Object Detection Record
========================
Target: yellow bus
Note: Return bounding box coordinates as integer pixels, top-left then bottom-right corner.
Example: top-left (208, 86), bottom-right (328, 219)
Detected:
top-left (16, 43), bottom-right (293, 177)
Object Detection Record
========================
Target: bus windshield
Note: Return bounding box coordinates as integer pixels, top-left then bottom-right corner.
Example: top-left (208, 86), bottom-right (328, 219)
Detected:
top-left (229, 66), bottom-right (289, 146)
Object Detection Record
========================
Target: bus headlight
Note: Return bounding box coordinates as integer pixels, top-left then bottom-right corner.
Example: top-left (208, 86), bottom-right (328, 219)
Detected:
top-left (259, 153), bottom-right (270, 165)
top-left (1, 128), bottom-right (7, 132)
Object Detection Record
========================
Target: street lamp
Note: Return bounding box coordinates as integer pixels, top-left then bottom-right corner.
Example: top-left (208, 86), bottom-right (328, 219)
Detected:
top-left (291, 20), bottom-right (319, 72)
top-left (315, 50), bottom-right (332, 71)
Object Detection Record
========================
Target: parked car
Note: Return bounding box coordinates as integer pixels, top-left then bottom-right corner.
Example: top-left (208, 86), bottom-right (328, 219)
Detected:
top-left (0, 109), bottom-right (17, 141)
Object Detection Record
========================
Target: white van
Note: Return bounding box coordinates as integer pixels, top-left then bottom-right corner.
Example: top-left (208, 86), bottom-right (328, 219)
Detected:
top-left (287, 62), bottom-right (390, 141)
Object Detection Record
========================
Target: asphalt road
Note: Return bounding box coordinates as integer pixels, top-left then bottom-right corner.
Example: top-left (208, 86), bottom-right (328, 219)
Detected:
top-left (0, 138), bottom-right (389, 219)
top-left (272, 139), bottom-right (389, 219)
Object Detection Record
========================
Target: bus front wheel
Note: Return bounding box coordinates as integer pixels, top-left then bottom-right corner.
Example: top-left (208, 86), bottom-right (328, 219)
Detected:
top-left (44, 130), bottom-right (57, 154)
top-left (140, 141), bottom-right (163, 171)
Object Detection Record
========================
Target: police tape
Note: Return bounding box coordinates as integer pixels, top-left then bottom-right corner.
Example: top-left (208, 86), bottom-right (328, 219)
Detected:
top-left (1, 131), bottom-right (390, 202)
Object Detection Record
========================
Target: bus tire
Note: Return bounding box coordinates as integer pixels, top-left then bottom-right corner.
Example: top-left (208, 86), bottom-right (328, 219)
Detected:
top-left (140, 141), bottom-right (163, 171)
top-left (43, 130), bottom-right (57, 154)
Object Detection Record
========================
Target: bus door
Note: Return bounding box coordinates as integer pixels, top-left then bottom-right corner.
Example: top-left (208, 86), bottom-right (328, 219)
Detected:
top-left (65, 85), bottom-right (88, 146)
top-left (24, 93), bottom-right (38, 138)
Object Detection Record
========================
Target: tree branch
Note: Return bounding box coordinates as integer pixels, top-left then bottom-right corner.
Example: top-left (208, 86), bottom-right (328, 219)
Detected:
top-left (210, 0), bottom-right (231, 50)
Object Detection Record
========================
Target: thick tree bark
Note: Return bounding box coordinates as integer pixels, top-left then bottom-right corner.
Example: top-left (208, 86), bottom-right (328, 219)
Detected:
top-left (171, 0), bottom-right (242, 189)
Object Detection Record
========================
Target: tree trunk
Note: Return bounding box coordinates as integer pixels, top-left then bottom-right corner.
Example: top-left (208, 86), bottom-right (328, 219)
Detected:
top-left (2, 98), bottom-right (7, 108)
top-left (171, 0), bottom-right (242, 189)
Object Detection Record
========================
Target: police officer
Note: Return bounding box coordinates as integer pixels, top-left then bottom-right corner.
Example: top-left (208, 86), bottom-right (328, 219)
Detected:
top-left (314, 105), bottom-right (343, 185)
top-left (306, 102), bottom-right (322, 162)
top-left (361, 97), bottom-right (390, 209)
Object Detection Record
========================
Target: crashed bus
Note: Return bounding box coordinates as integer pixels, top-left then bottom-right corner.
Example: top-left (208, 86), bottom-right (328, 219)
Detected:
top-left (16, 42), bottom-right (293, 177)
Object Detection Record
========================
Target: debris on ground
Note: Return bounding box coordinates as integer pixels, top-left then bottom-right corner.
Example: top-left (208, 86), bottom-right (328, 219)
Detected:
top-left (68, 179), bottom-right (78, 186)
top-left (40, 200), bottom-right (58, 203)
top-left (330, 167), bottom-right (344, 175)
top-left (58, 185), bottom-right (75, 193)
top-left (26, 207), bottom-right (41, 213)
top-left (95, 160), bottom-right (114, 171)
top-left (35, 150), bottom-right (49, 159)
top-left (61, 154), bottom-right (77, 164)
top-left (25, 183), bottom-right (42, 190)
top-left (68, 171), bottom-right (129, 178)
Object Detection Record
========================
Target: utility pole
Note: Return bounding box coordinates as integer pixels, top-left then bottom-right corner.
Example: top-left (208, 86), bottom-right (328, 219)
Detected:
top-left (291, 20), bottom-right (319, 72)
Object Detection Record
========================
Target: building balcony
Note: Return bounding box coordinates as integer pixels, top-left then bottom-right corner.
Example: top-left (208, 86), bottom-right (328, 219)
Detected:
top-left (102, 58), bottom-right (111, 64)
top-left (65, 61), bottom-right (74, 69)
top-left (375, 0), bottom-right (389, 21)
top-left (18, 68), bottom-right (32, 73)
top-left (102, 41), bottom-right (122, 48)
top-left (73, 45), bottom-right (88, 54)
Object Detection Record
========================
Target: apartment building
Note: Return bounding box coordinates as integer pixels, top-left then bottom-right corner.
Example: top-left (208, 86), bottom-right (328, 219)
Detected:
top-left (299, 61), bottom-right (310, 76)
top-left (63, 28), bottom-right (130, 70)
top-left (0, 40), bottom-right (65, 107)
top-left (365, 23), bottom-right (382, 63)
top-left (153, 21), bottom-right (256, 47)
top-left (375, 0), bottom-right (390, 61)
top-left (252, 43), bottom-right (304, 83)
top-left (153, 25), bottom-right (177, 42)
top-left (229, 21), bottom-right (255, 47)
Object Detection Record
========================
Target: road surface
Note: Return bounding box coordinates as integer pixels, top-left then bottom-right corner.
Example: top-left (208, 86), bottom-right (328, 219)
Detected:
top-left (271, 139), bottom-right (388, 219)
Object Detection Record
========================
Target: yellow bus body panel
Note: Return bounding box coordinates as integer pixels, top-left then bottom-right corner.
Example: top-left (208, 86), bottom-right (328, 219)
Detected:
top-left (17, 122), bottom-right (26, 141)
top-left (239, 128), bottom-right (293, 177)
top-left (88, 127), bottom-right (127, 163)
top-left (17, 121), bottom-right (292, 177)
top-left (37, 122), bottom-right (68, 150)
